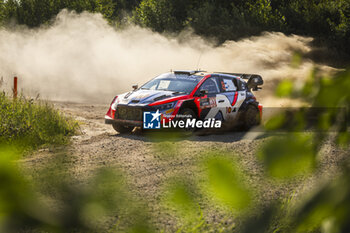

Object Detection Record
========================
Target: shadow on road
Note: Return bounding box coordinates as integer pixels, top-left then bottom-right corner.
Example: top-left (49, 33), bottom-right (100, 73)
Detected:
top-left (112, 128), bottom-right (272, 143)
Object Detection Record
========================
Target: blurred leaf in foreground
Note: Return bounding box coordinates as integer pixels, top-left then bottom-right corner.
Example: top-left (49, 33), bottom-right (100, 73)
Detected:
top-left (264, 112), bottom-right (287, 131)
top-left (291, 52), bottom-right (302, 69)
top-left (258, 134), bottom-right (316, 179)
top-left (0, 145), bottom-right (153, 232)
top-left (0, 146), bottom-right (56, 232)
top-left (203, 154), bottom-right (252, 211)
top-left (294, 165), bottom-right (350, 233)
top-left (276, 80), bottom-right (294, 97)
top-left (163, 177), bottom-right (199, 219)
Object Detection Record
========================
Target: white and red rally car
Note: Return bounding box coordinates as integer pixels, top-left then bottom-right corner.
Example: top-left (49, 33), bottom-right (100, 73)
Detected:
top-left (105, 70), bottom-right (263, 133)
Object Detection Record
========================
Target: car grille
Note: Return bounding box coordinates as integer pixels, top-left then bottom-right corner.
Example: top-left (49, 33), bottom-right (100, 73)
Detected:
top-left (115, 105), bottom-right (143, 121)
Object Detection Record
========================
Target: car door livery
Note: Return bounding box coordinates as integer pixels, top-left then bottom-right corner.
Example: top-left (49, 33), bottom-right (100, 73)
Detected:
top-left (197, 77), bottom-right (221, 119)
top-left (217, 76), bottom-right (246, 120)
top-left (233, 78), bottom-right (247, 113)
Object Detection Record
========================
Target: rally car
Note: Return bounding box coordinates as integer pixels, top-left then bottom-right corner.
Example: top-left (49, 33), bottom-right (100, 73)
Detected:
top-left (105, 70), bottom-right (263, 133)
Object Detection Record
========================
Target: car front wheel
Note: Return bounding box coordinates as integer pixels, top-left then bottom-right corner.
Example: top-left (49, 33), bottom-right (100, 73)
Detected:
top-left (179, 108), bottom-right (197, 135)
top-left (112, 122), bottom-right (134, 134)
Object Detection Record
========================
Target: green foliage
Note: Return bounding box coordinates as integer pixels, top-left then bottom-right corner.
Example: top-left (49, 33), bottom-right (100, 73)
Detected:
top-left (0, 0), bottom-right (4, 25)
top-left (0, 93), bottom-right (78, 149)
top-left (0, 146), bottom-right (152, 232)
top-left (0, 147), bottom-right (48, 233)
top-left (95, 0), bottom-right (117, 23)
top-left (276, 80), bottom-right (294, 97)
top-left (246, 0), bottom-right (285, 29)
top-left (133, 0), bottom-right (184, 32)
top-left (2, 0), bottom-right (97, 27)
top-left (1, 0), bottom-right (350, 54)
top-left (294, 69), bottom-right (348, 136)
top-left (294, 170), bottom-right (350, 233)
top-left (132, 0), bottom-right (350, 52)
top-left (186, 1), bottom-right (247, 42)
top-left (256, 66), bottom-right (350, 232)
top-left (0, 0), bottom-right (141, 27)
top-left (203, 155), bottom-right (252, 211)
top-left (258, 134), bottom-right (316, 179)
top-left (164, 178), bottom-right (199, 219)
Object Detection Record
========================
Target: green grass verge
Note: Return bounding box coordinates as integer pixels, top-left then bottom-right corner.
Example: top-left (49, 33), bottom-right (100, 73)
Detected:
top-left (0, 92), bottom-right (78, 149)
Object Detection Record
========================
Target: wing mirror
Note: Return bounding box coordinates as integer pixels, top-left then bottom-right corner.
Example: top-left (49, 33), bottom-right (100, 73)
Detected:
top-left (132, 84), bottom-right (138, 90)
top-left (247, 75), bottom-right (263, 91)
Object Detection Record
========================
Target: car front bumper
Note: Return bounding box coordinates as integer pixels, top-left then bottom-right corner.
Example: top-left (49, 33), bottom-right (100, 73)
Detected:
top-left (105, 118), bottom-right (143, 127)
top-left (105, 104), bottom-right (176, 128)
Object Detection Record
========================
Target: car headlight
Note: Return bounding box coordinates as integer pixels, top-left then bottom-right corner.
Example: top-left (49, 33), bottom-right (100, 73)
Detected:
top-left (111, 96), bottom-right (119, 110)
top-left (156, 101), bottom-right (176, 111)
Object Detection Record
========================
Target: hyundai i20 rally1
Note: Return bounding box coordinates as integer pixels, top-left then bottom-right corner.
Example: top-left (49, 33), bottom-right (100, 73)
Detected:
top-left (105, 70), bottom-right (263, 134)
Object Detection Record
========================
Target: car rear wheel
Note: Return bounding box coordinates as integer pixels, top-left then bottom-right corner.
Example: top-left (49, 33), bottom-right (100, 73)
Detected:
top-left (243, 105), bottom-right (260, 130)
top-left (112, 122), bottom-right (134, 134)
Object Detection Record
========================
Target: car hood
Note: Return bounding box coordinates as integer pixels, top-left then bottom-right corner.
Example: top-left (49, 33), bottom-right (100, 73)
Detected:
top-left (117, 90), bottom-right (185, 105)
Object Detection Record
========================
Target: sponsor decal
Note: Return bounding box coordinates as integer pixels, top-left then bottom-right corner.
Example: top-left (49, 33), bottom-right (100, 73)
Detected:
top-left (200, 97), bottom-right (217, 109)
top-left (226, 107), bottom-right (236, 113)
top-left (223, 79), bottom-right (236, 91)
top-left (165, 108), bottom-right (174, 114)
top-left (175, 75), bottom-right (197, 81)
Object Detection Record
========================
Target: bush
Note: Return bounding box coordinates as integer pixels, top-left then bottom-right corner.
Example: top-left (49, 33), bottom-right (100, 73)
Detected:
top-left (1, 0), bottom-right (350, 55)
top-left (0, 0), bottom-right (4, 24)
top-left (2, 0), bottom-right (97, 27)
top-left (0, 147), bottom-right (142, 233)
top-left (133, 0), bottom-right (185, 32)
top-left (0, 93), bottom-right (78, 149)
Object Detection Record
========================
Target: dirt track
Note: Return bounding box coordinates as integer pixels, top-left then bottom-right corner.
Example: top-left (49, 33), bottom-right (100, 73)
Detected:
top-left (22, 102), bottom-right (347, 232)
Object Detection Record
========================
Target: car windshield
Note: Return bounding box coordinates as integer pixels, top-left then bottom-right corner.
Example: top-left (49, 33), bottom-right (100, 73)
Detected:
top-left (140, 73), bottom-right (201, 94)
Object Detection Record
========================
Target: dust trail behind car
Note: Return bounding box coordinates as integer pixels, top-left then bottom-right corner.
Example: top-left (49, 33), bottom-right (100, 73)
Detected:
top-left (0, 10), bottom-right (336, 105)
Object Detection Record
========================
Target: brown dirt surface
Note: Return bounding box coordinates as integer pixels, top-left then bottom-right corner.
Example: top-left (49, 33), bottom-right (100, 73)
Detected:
top-left (21, 102), bottom-right (348, 232)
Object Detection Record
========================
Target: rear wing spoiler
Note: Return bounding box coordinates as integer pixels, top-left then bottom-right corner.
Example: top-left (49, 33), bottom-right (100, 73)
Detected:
top-left (215, 72), bottom-right (264, 91)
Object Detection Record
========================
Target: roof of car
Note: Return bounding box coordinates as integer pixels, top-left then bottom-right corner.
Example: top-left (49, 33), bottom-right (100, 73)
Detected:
top-left (172, 70), bottom-right (243, 80)
top-left (172, 70), bottom-right (261, 80)
top-left (173, 70), bottom-right (208, 76)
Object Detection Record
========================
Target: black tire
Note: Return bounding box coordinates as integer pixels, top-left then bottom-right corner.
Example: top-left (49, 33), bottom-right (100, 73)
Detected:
top-left (112, 122), bottom-right (134, 134)
top-left (178, 108), bottom-right (197, 135)
top-left (243, 105), bottom-right (260, 130)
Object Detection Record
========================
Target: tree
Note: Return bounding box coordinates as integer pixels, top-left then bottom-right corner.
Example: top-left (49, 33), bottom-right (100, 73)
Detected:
top-left (0, 0), bottom-right (4, 24)
top-left (133, 0), bottom-right (184, 32)
top-left (95, 0), bottom-right (117, 22)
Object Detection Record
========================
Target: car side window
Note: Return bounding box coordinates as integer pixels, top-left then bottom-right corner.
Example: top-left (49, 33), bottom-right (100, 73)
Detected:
top-left (239, 80), bottom-right (247, 91)
top-left (218, 77), bottom-right (238, 92)
top-left (199, 78), bottom-right (220, 94)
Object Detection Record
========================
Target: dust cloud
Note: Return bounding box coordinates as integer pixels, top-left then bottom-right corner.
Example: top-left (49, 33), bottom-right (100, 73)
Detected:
top-left (0, 10), bottom-right (335, 105)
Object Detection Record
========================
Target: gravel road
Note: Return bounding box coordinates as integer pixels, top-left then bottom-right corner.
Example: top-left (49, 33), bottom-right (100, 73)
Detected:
top-left (22, 101), bottom-right (347, 232)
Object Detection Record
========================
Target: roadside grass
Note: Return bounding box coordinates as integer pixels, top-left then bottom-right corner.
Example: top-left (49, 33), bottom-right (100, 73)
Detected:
top-left (0, 92), bottom-right (78, 150)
